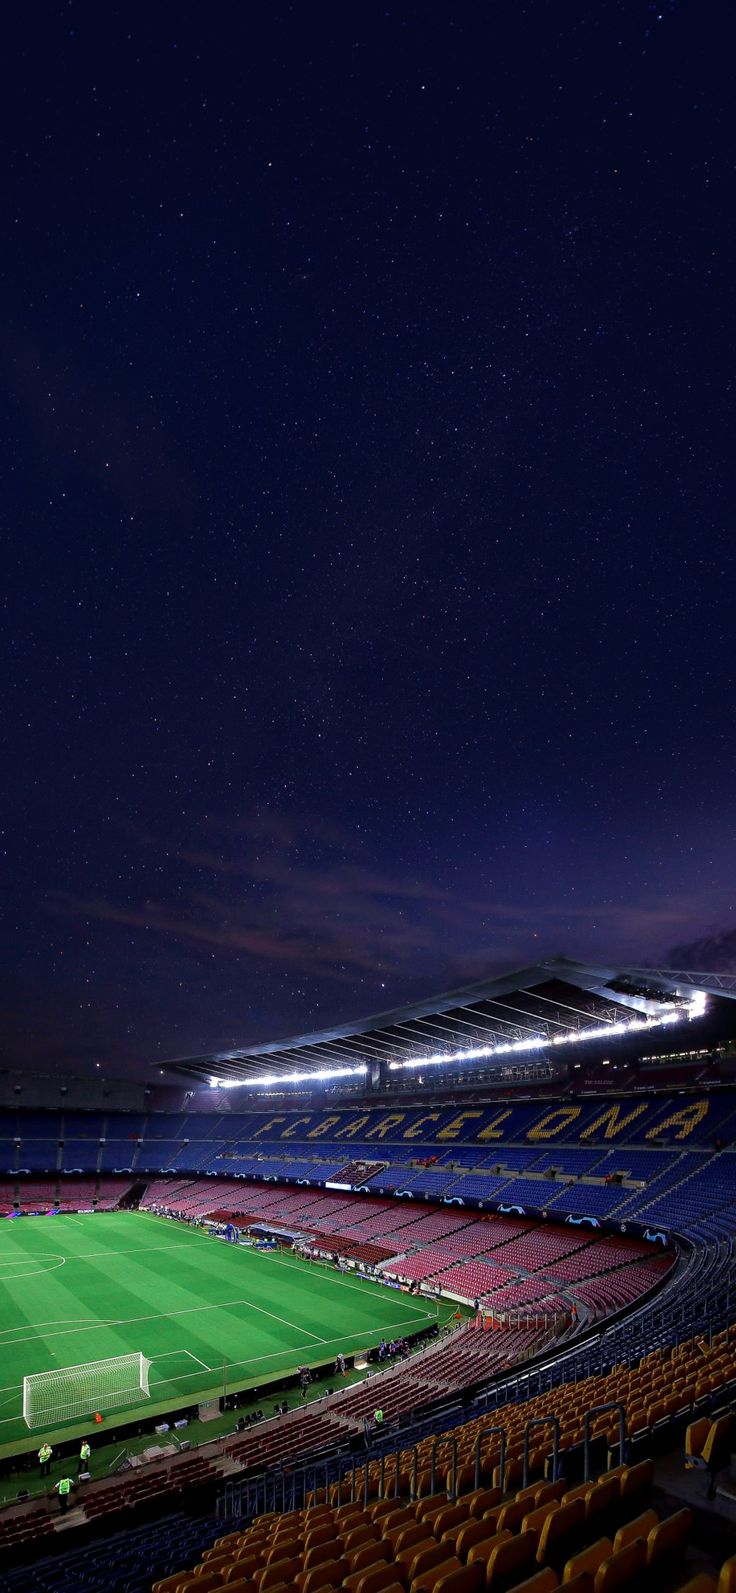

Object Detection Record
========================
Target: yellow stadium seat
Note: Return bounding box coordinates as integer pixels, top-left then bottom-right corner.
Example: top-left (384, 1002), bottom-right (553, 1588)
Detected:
top-left (645, 1509), bottom-right (692, 1570)
top-left (466, 1531), bottom-right (513, 1572)
top-left (423, 1566), bottom-right (483, 1593)
top-left (618, 1461), bottom-right (653, 1508)
top-left (416, 1496), bottom-right (452, 1523)
top-left (431, 1504), bottom-right (468, 1540)
top-left (347, 1544), bottom-right (392, 1575)
top-left (176, 1578), bottom-right (224, 1593)
top-left (593, 1540), bottom-right (646, 1593)
top-left (534, 1482), bottom-right (567, 1509)
top-left (452, 1518), bottom-right (502, 1562)
top-left (703, 1417), bottom-right (734, 1470)
top-left (584, 1479), bottom-right (619, 1533)
top-left (536, 1499), bottom-right (586, 1573)
top-left (522, 1503), bottom-right (561, 1542)
top-left (467, 1488), bottom-right (503, 1520)
top-left (611, 1510), bottom-right (658, 1553)
top-left (718, 1559), bottom-right (736, 1593)
top-left (261, 1561), bottom-right (303, 1592)
top-left (304, 1527), bottom-right (336, 1551)
top-left (484, 1532), bottom-right (537, 1593)
top-left (406, 1542), bottom-right (458, 1587)
top-left (561, 1486), bottom-right (589, 1508)
top-left (299, 1559), bottom-right (348, 1593)
top-left (509, 1574), bottom-right (559, 1593)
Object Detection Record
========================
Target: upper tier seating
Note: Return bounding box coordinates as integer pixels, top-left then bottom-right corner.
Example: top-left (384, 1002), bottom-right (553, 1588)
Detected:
top-left (4, 1089), bottom-right (736, 1242)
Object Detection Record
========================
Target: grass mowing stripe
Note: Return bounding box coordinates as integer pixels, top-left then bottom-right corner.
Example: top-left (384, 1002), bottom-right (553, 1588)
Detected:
top-left (0, 1211), bottom-right (450, 1453)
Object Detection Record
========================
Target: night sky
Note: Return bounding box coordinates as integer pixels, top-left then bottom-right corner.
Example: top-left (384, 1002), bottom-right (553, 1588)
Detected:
top-left (3, 3), bottom-right (734, 1079)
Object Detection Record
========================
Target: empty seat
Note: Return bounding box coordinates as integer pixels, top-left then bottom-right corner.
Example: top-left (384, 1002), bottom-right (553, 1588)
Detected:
top-left (305, 1528), bottom-right (336, 1551)
top-left (645, 1510), bottom-right (692, 1571)
top-left (346, 1543), bottom-right (392, 1574)
top-left (454, 1518), bottom-right (503, 1560)
top-left (719, 1558), bottom-right (736, 1593)
top-left (417, 1496), bottom-right (453, 1524)
top-left (496, 1500), bottom-right (530, 1535)
top-left (585, 1480), bottom-right (619, 1534)
top-left (262, 1562), bottom-right (303, 1591)
top-left (304, 1544), bottom-right (341, 1573)
top-left (348, 1564), bottom-right (402, 1593)
top-left (345, 1527), bottom-right (380, 1552)
top-left (612, 1511), bottom-right (658, 1554)
top-left (685, 1418), bottom-right (711, 1464)
top-left (484, 1532), bottom-right (537, 1593)
top-left (425, 1567), bottom-right (484, 1593)
top-left (537, 1501), bottom-right (585, 1573)
top-left (467, 1489), bottom-right (503, 1520)
top-left (509, 1575), bottom-right (559, 1593)
top-left (562, 1539), bottom-right (612, 1585)
top-left (466, 1531), bottom-right (513, 1571)
top-left (299, 1558), bottom-right (348, 1593)
top-left (593, 1540), bottom-right (646, 1593)
top-left (407, 1541), bottom-right (458, 1588)
top-left (619, 1462), bottom-right (653, 1509)
top-left (522, 1503), bottom-right (561, 1542)
top-left (432, 1505), bottom-right (469, 1540)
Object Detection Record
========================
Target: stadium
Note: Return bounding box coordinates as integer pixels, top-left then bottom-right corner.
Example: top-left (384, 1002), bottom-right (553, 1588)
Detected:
top-left (3, 958), bottom-right (736, 1592)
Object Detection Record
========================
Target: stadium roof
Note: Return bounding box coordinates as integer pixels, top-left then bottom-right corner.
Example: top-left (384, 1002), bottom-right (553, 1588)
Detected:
top-left (160, 957), bottom-right (736, 1085)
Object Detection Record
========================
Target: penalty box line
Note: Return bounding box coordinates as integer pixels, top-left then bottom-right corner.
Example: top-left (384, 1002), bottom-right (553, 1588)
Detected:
top-left (0, 1316), bottom-right (441, 1425)
top-left (154, 1348), bottom-right (210, 1372)
top-left (0, 1290), bottom-right (324, 1371)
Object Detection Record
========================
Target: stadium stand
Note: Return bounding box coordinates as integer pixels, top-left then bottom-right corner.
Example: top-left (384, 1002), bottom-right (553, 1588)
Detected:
top-left (5, 1078), bottom-right (736, 1590)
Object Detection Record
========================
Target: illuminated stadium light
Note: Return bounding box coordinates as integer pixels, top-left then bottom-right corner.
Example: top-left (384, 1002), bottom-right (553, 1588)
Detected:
top-left (207, 989), bottom-right (707, 1089)
top-left (387, 993), bottom-right (706, 1073)
top-left (209, 1062), bottom-right (368, 1089)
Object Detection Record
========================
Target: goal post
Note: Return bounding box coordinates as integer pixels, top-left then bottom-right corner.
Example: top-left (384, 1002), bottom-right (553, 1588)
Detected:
top-left (22, 1352), bottom-right (152, 1429)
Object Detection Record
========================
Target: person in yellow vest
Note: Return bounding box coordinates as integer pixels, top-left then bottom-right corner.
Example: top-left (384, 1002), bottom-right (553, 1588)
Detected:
top-left (78, 1439), bottom-right (91, 1476)
top-left (55, 1475), bottom-right (74, 1513)
top-left (38, 1442), bottom-right (53, 1476)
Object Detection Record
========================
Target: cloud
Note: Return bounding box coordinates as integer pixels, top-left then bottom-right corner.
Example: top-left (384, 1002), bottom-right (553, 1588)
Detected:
top-left (666, 926), bottom-right (736, 973)
top-left (48, 811), bottom-right (722, 1001)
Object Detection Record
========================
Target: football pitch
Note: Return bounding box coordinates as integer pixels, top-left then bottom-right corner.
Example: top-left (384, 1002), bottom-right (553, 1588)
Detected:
top-left (0, 1211), bottom-right (450, 1454)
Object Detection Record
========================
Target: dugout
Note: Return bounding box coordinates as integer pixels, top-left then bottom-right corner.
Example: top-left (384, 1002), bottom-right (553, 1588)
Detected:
top-left (247, 1222), bottom-right (311, 1248)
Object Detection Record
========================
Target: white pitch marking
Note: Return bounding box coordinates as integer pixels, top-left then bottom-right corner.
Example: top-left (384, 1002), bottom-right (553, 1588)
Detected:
top-left (153, 1348), bottom-right (211, 1372)
top-left (0, 1256), bottom-right (66, 1280)
top-left (0, 1316), bottom-right (442, 1425)
top-left (134, 1209), bottom-right (438, 1321)
top-left (0, 1291), bottom-right (319, 1355)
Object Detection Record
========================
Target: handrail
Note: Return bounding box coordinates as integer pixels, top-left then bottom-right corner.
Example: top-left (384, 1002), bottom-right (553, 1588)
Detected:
top-left (379, 1448), bottom-right (401, 1500)
top-left (430, 1434), bottom-right (457, 1499)
top-left (474, 1425), bottom-right (507, 1492)
top-left (583, 1402), bottom-right (626, 1481)
top-left (522, 1415), bottom-right (559, 1488)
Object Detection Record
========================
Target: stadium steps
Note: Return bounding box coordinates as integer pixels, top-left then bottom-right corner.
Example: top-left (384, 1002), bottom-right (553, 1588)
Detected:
top-left (605, 1151), bottom-right (705, 1220)
top-left (634, 1151), bottom-right (721, 1220)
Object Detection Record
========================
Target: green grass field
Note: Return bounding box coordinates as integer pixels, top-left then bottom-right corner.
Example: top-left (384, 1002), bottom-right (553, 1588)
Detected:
top-left (0, 1211), bottom-right (449, 1455)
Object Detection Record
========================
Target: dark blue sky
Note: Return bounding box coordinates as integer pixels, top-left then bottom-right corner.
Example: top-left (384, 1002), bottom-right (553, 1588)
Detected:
top-left (2, 2), bottom-right (734, 1077)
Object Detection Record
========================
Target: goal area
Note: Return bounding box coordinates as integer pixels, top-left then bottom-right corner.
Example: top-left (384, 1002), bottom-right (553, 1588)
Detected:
top-left (22, 1352), bottom-right (151, 1429)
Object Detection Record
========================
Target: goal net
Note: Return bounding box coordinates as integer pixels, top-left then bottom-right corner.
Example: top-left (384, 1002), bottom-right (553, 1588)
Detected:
top-left (22, 1352), bottom-right (151, 1429)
